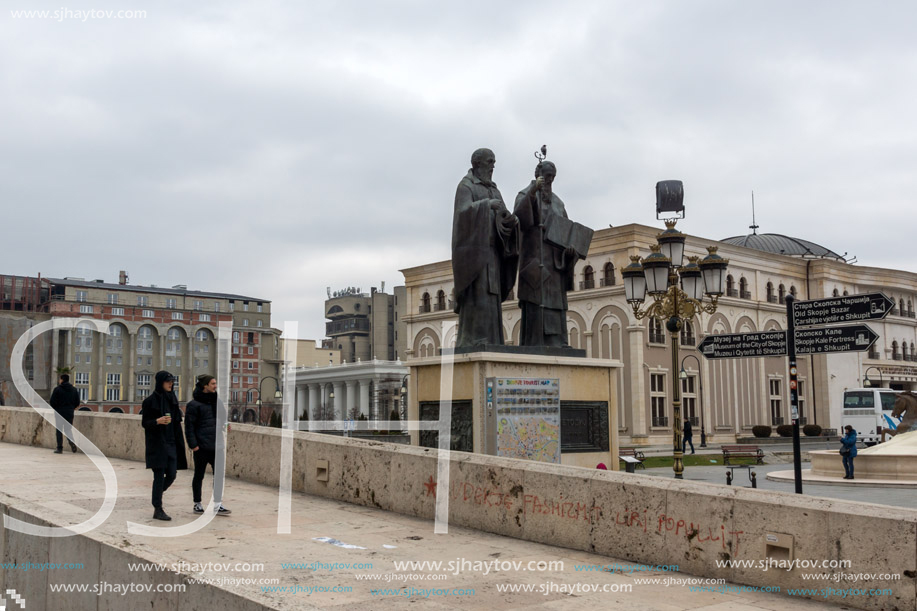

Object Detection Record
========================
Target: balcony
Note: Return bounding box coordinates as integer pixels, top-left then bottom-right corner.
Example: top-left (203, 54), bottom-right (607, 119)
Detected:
top-left (433, 302), bottom-right (447, 312)
top-left (726, 288), bottom-right (738, 298)
top-left (680, 336), bottom-right (696, 347)
top-left (326, 317), bottom-right (371, 335)
top-left (579, 279), bottom-right (595, 290)
top-left (893, 353), bottom-right (903, 361)
top-left (908, 310), bottom-right (916, 319)
top-left (741, 291), bottom-right (752, 299)
top-left (767, 295), bottom-right (778, 303)
top-left (867, 350), bottom-right (880, 360)
top-left (649, 333), bottom-right (666, 345)
top-left (771, 416), bottom-right (785, 425)
top-left (652, 416), bottom-right (669, 428)
top-left (599, 278), bottom-right (615, 287)
top-left (418, 304), bottom-right (431, 314)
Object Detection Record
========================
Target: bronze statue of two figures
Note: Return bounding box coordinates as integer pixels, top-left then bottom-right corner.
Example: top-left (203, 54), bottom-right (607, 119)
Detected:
top-left (451, 148), bottom-right (594, 354)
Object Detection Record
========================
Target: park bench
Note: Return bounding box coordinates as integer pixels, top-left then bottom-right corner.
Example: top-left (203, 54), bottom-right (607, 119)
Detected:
top-left (618, 448), bottom-right (645, 471)
top-left (721, 444), bottom-right (764, 465)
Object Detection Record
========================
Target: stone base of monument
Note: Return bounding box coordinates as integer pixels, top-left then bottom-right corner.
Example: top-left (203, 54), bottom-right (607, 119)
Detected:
top-left (406, 351), bottom-right (621, 470)
top-left (445, 345), bottom-right (587, 358)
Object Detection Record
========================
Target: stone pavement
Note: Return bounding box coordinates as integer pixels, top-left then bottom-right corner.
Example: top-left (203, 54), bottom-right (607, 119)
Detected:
top-left (0, 442), bottom-right (854, 610)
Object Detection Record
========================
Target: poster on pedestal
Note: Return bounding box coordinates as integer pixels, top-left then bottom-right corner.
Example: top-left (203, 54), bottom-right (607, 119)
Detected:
top-left (489, 377), bottom-right (561, 464)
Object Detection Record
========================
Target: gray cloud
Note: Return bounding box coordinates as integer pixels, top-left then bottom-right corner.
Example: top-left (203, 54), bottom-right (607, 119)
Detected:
top-left (3, 1), bottom-right (916, 340)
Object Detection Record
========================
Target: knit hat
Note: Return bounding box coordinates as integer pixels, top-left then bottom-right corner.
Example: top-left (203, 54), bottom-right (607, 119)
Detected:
top-left (196, 374), bottom-right (215, 388)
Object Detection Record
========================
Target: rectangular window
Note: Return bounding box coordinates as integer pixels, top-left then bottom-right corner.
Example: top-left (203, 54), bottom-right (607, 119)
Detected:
top-left (650, 373), bottom-right (667, 427)
top-left (76, 290), bottom-right (87, 302)
top-left (111, 307), bottom-right (125, 316)
top-left (137, 374), bottom-right (151, 386)
top-left (108, 293), bottom-right (118, 304)
top-left (75, 354), bottom-right (81, 363)
top-left (137, 295), bottom-right (148, 306)
top-left (233, 361), bottom-right (239, 369)
top-left (166, 358), bottom-right (172, 367)
top-left (247, 376), bottom-right (253, 384)
top-left (80, 304), bottom-right (93, 314)
top-left (257, 320), bottom-right (263, 327)
top-left (229, 301), bottom-right (235, 312)
top-left (194, 359), bottom-right (200, 367)
top-left (78, 388), bottom-right (89, 401)
top-left (194, 300), bottom-right (203, 311)
top-left (257, 303), bottom-right (263, 313)
top-left (85, 355), bottom-right (91, 364)
top-left (106, 387), bottom-right (120, 401)
top-left (75, 373), bottom-right (90, 385)
top-left (106, 373), bottom-right (121, 385)
top-left (243, 319), bottom-right (249, 327)
top-left (116, 356), bottom-right (122, 365)
top-left (232, 346), bottom-right (239, 354)
top-left (247, 346), bottom-right (254, 355)
top-left (769, 379), bottom-right (783, 425)
top-left (106, 356), bottom-right (112, 365)
top-left (199, 313), bottom-right (211, 322)
top-left (681, 375), bottom-right (697, 424)
top-left (202, 359), bottom-right (208, 368)
top-left (247, 362), bottom-right (254, 370)
top-left (136, 389), bottom-right (147, 400)
top-left (233, 331), bottom-right (240, 342)
top-left (175, 358), bottom-right (181, 367)
top-left (231, 391), bottom-right (239, 402)
top-left (142, 309), bottom-right (154, 318)
top-left (172, 312), bottom-right (183, 320)
top-left (137, 357), bottom-right (142, 366)
top-left (214, 303), bottom-right (220, 312)
top-left (243, 302), bottom-right (249, 311)
top-left (232, 376), bottom-right (239, 384)
top-left (166, 298), bottom-right (176, 309)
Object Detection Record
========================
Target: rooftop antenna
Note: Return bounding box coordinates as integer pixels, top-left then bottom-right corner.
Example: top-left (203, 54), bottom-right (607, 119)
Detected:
top-left (749, 191), bottom-right (759, 235)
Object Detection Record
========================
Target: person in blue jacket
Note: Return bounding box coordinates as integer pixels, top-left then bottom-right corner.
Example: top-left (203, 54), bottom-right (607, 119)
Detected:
top-left (840, 424), bottom-right (858, 480)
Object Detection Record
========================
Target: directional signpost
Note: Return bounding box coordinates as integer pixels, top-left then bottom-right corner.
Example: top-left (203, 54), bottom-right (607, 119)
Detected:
top-left (699, 291), bottom-right (892, 494)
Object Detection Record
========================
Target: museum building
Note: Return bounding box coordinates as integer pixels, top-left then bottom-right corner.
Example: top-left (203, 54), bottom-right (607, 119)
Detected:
top-left (401, 223), bottom-right (917, 446)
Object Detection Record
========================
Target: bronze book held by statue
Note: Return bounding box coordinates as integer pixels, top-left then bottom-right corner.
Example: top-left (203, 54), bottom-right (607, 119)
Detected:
top-left (544, 214), bottom-right (593, 258)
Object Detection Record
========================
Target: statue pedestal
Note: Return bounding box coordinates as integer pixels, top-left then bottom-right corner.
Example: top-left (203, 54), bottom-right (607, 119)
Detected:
top-left (407, 351), bottom-right (622, 470)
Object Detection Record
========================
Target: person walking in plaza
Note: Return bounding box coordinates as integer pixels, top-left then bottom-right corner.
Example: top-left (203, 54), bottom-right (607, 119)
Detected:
top-left (49, 374), bottom-right (80, 454)
top-left (840, 424), bottom-right (858, 480)
top-left (141, 371), bottom-right (188, 521)
top-left (185, 374), bottom-right (231, 516)
top-left (682, 418), bottom-right (695, 455)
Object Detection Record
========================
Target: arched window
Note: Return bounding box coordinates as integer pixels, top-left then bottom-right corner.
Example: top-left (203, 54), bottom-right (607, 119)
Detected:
top-left (649, 318), bottom-right (665, 344)
top-left (421, 292), bottom-right (431, 313)
top-left (167, 328), bottom-right (181, 340)
top-left (778, 284), bottom-right (786, 303)
top-left (582, 266), bottom-right (595, 290)
top-left (726, 275), bottom-right (735, 296)
top-left (435, 290), bottom-right (446, 311)
top-left (900, 299), bottom-right (906, 315)
top-left (908, 300), bottom-right (914, 317)
top-left (766, 282), bottom-right (775, 302)
top-left (892, 341), bottom-right (900, 360)
top-left (832, 288), bottom-right (839, 297)
top-left (602, 263), bottom-right (615, 287)
top-left (790, 286), bottom-right (797, 298)
top-left (911, 342), bottom-right (916, 361)
top-left (904, 343), bottom-right (910, 361)
top-left (195, 329), bottom-right (212, 342)
top-left (843, 289), bottom-right (849, 296)
top-left (109, 324), bottom-right (123, 337)
top-left (739, 277), bottom-right (748, 298)
top-left (680, 320), bottom-right (695, 346)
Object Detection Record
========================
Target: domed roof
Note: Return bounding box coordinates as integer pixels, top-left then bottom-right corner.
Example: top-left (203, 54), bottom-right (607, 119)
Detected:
top-left (720, 233), bottom-right (845, 261)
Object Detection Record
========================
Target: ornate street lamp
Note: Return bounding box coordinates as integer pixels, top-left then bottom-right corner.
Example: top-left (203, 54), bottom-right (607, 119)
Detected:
top-left (256, 376), bottom-right (283, 426)
top-left (863, 366), bottom-right (884, 389)
top-left (624, 195), bottom-right (728, 479)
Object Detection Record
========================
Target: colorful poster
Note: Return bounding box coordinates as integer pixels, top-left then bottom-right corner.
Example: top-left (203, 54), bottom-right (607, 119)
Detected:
top-left (493, 378), bottom-right (560, 463)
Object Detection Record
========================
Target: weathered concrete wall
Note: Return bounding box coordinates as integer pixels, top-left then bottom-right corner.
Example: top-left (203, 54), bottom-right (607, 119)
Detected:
top-left (0, 406), bottom-right (914, 610)
top-left (0, 312), bottom-right (54, 407)
top-left (0, 493), bottom-right (272, 610)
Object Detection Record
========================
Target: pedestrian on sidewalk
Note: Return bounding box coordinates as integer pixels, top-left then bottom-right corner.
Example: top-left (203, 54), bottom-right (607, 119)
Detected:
top-left (185, 375), bottom-right (231, 516)
top-left (141, 371), bottom-right (188, 521)
top-left (840, 425), bottom-right (858, 480)
top-left (682, 419), bottom-right (695, 454)
top-left (49, 374), bottom-right (80, 454)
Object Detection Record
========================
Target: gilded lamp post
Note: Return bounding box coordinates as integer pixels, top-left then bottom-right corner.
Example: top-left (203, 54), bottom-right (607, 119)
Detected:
top-left (622, 219), bottom-right (728, 479)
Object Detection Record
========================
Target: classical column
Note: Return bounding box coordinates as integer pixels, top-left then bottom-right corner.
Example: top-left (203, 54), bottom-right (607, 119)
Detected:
top-left (371, 377), bottom-right (379, 421)
top-left (332, 381), bottom-right (343, 420)
top-left (358, 380), bottom-right (370, 419)
top-left (628, 325), bottom-right (648, 437)
top-left (127, 331), bottom-right (137, 412)
top-left (345, 380), bottom-right (356, 420)
top-left (182, 329), bottom-right (192, 402)
top-left (308, 384), bottom-right (320, 419)
top-left (296, 386), bottom-right (307, 419)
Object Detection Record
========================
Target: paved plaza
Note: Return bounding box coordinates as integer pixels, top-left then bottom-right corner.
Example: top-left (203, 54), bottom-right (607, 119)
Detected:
top-left (0, 441), bottom-right (862, 610)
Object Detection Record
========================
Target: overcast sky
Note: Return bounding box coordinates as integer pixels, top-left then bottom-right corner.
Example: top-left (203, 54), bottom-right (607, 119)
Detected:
top-left (4, 1), bottom-right (917, 342)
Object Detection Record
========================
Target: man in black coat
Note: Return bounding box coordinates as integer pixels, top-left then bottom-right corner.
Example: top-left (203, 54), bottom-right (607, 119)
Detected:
top-left (141, 371), bottom-right (188, 521)
top-left (185, 375), bottom-right (231, 515)
top-left (49, 374), bottom-right (80, 454)
top-left (682, 419), bottom-right (695, 455)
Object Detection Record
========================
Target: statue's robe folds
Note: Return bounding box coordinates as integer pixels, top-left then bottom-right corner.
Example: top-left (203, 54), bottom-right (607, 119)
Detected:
top-left (452, 171), bottom-right (519, 348)
top-left (513, 182), bottom-right (575, 347)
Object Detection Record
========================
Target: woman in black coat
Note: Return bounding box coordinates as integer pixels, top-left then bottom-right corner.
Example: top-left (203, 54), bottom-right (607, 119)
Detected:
top-left (141, 371), bottom-right (188, 521)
